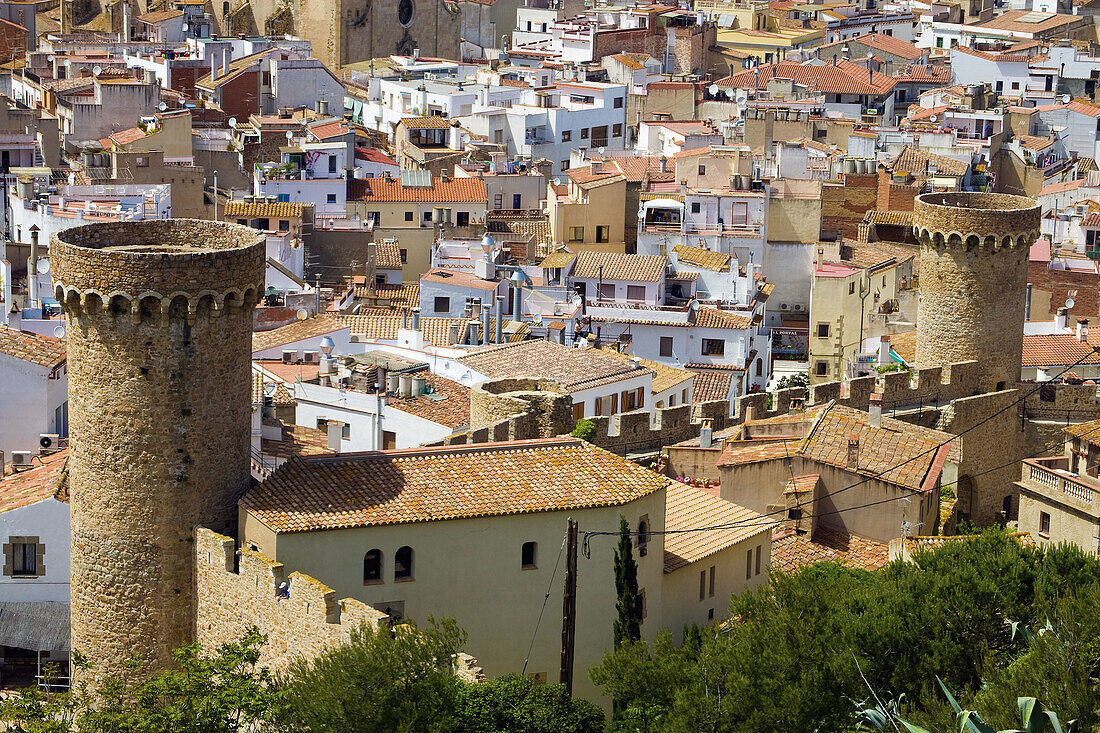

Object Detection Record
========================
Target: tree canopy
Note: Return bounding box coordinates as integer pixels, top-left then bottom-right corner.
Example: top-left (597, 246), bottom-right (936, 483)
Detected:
top-left (590, 530), bottom-right (1100, 732)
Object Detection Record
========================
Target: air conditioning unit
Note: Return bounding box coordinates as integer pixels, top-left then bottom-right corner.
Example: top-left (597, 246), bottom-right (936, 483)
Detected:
top-left (39, 433), bottom-right (60, 452)
top-left (780, 303), bottom-right (790, 310)
top-left (282, 350), bottom-right (297, 364)
top-left (302, 350), bottom-right (320, 364)
top-left (794, 304), bottom-right (803, 311)
top-left (12, 450), bottom-right (34, 467)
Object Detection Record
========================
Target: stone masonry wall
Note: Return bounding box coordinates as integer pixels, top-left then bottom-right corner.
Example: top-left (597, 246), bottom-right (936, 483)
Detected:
top-left (912, 192), bottom-right (1041, 392)
top-left (195, 528), bottom-right (387, 673)
top-left (52, 220), bottom-right (265, 684)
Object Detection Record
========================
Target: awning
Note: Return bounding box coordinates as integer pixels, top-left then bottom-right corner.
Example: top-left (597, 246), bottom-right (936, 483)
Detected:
top-left (0, 602), bottom-right (70, 651)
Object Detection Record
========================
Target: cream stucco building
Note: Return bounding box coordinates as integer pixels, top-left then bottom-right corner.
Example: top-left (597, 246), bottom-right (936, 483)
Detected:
top-left (238, 437), bottom-right (770, 706)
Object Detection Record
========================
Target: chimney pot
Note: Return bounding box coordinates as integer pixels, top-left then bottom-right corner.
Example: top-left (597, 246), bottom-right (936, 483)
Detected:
top-left (868, 392), bottom-right (882, 428)
top-left (846, 434), bottom-right (860, 469)
top-left (1077, 318), bottom-right (1090, 342)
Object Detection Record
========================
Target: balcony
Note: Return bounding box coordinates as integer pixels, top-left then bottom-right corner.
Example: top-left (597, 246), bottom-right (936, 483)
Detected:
top-left (1020, 456), bottom-right (1098, 511)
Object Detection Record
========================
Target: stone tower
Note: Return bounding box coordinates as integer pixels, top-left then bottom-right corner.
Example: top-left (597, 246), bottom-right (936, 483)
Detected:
top-left (51, 220), bottom-right (265, 680)
top-left (912, 192), bottom-right (1041, 392)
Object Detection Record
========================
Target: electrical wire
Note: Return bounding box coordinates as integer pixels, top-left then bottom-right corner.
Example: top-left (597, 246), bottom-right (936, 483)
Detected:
top-left (521, 532), bottom-right (567, 675)
top-left (581, 345), bottom-right (1100, 553)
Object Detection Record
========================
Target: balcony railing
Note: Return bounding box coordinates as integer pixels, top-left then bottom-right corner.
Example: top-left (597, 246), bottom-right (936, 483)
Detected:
top-left (1021, 457), bottom-right (1097, 509)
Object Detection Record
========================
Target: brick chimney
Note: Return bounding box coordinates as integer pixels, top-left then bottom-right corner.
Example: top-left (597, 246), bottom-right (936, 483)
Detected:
top-left (847, 434), bottom-right (860, 469)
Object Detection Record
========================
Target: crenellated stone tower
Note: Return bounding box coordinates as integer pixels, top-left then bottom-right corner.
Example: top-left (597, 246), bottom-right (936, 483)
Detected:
top-left (51, 220), bottom-right (265, 681)
top-left (912, 192), bottom-right (1041, 393)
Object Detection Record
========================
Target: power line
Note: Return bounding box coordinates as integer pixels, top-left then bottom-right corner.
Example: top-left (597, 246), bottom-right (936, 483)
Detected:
top-left (582, 346), bottom-right (1100, 553)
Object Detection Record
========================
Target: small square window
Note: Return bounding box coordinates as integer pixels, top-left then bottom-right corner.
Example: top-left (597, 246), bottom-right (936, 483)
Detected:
top-left (849, 282), bottom-right (855, 294)
top-left (6, 537), bottom-right (43, 578)
top-left (405, 211), bottom-right (414, 221)
top-left (1039, 511), bottom-right (1050, 536)
top-left (698, 165), bottom-right (706, 175)
top-left (569, 226), bottom-right (584, 242)
top-left (434, 296), bottom-right (450, 313)
top-left (326, 193), bottom-right (337, 204)
top-left (562, 130), bottom-right (572, 142)
top-left (690, 202), bottom-right (701, 213)
top-left (815, 361), bottom-right (828, 376)
top-left (596, 225), bottom-right (610, 243)
top-left (660, 336), bottom-right (673, 357)
top-left (816, 323), bottom-right (830, 338)
top-left (614, 97), bottom-right (624, 108)
top-left (581, 128), bottom-right (589, 139)
top-left (521, 541), bottom-right (537, 568)
top-left (279, 220), bottom-right (290, 231)
top-left (399, 248), bottom-right (408, 263)
top-left (424, 211), bottom-right (433, 222)
top-left (612, 123), bottom-right (622, 137)
top-left (702, 338), bottom-right (725, 356)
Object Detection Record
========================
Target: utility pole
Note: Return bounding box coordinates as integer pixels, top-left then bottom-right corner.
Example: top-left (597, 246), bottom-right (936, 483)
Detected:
top-left (560, 518), bottom-right (578, 694)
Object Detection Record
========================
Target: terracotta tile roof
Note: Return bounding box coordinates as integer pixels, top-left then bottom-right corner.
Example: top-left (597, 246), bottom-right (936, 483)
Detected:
top-left (673, 244), bottom-right (731, 272)
top-left (251, 315), bottom-right (347, 353)
top-left (608, 156), bottom-right (663, 183)
top-left (308, 121), bottom-right (350, 140)
top-left (567, 165), bottom-right (626, 188)
top-left (356, 147), bottom-right (398, 165)
top-left (717, 60), bottom-right (897, 96)
top-left (0, 449), bottom-right (69, 514)
top-left (0, 326), bottom-right (66, 368)
top-left (540, 251), bottom-right (577, 269)
top-left (694, 306), bottom-right (752, 329)
top-left (387, 372), bottom-right (470, 429)
top-left (864, 210), bottom-right (914, 226)
top-left (844, 242), bottom-right (917, 270)
top-left (672, 270), bottom-right (699, 281)
top-left (952, 46), bottom-right (1031, 64)
top-left (896, 65), bottom-right (951, 83)
top-left (663, 482), bottom-right (770, 572)
top-left (138, 7), bottom-right (183, 22)
top-left (598, 348), bottom-right (693, 394)
top-left (350, 176), bottom-right (487, 203)
top-left (375, 240), bottom-right (403, 269)
top-left (572, 251), bottom-right (667, 283)
top-left (1040, 178), bottom-right (1085, 196)
top-left (353, 282), bottom-right (420, 308)
top-left (1018, 134), bottom-right (1055, 152)
top-left (976, 9), bottom-right (1081, 34)
top-left (242, 438), bottom-right (669, 532)
top-left (398, 116), bottom-right (454, 129)
top-left (819, 33), bottom-right (922, 60)
top-left (1064, 418), bottom-right (1100, 442)
top-left (459, 340), bottom-right (655, 391)
top-left (770, 525), bottom-right (889, 572)
top-left (252, 364), bottom-right (298, 403)
top-left (486, 212), bottom-right (551, 242)
top-left (339, 314), bottom-right (471, 346)
top-left (422, 268), bottom-right (499, 291)
top-left (718, 403), bottom-right (956, 492)
top-left (609, 52), bottom-right (647, 70)
top-left (890, 146), bottom-right (969, 177)
top-left (718, 439), bottom-right (801, 466)
top-left (686, 366), bottom-right (733, 402)
top-left (224, 200), bottom-right (305, 219)
top-left (1021, 333), bottom-right (1100, 367)
top-left (907, 104), bottom-right (950, 122)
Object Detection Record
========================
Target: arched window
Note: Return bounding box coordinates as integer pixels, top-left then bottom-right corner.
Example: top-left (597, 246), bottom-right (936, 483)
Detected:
top-left (395, 545), bottom-right (414, 580)
top-left (521, 541), bottom-right (537, 568)
top-left (363, 549), bottom-right (383, 583)
top-left (637, 518), bottom-right (649, 550)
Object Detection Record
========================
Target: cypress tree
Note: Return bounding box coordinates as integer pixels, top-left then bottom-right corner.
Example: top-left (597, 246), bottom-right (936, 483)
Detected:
top-left (613, 514), bottom-right (642, 648)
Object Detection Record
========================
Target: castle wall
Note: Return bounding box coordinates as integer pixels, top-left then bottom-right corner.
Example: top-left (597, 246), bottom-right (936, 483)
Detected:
top-left (195, 528), bottom-right (388, 673)
top-left (51, 220), bottom-right (265, 681)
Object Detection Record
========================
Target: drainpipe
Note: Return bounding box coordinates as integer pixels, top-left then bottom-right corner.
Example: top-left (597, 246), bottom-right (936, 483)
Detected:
top-left (495, 295), bottom-right (505, 343)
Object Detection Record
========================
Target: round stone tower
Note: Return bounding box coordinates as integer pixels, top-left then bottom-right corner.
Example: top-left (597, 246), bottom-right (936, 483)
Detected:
top-left (912, 192), bottom-right (1041, 392)
top-left (51, 220), bottom-right (265, 680)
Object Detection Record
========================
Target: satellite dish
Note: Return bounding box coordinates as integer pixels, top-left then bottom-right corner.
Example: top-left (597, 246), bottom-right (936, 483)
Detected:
top-left (286, 130), bottom-right (294, 140)
top-left (553, 177), bottom-right (562, 185)
top-left (228, 117), bottom-right (237, 128)
top-left (47, 55), bottom-right (55, 62)
top-left (637, 208), bottom-right (645, 219)
top-left (867, 51), bottom-right (874, 59)
top-left (181, 22), bottom-right (188, 30)
top-left (928, 115), bottom-right (937, 123)
top-left (1067, 297), bottom-right (1076, 309)
top-left (158, 101), bottom-right (167, 112)
top-left (708, 83), bottom-right (719, 96)
top-left (92, 65), bottom-right (102, 76)
top-left (296, 308), bottom-right (309, 320)
top-left (37, 259), bottom-right (50, 274)
top-left (1062, 94), bottom-right (1072, 104)
top-left (725, 88), bottom-right (735, 99)
top-left (53, 325), bottom-right (66, 339)
top-left (598, 146), bottom-right (605, 155)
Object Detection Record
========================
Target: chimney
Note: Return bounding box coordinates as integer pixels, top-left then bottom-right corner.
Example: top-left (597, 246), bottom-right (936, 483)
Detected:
top-left (630, 356), bottom-right (643, 370)
top-left (816, 247), bottom-right (824, 270)
top-left (699, 418), bottom-right (713, 449)
top-left (1024, 282), bottom-right (1032, 321)
top-left (495, 295), bottom-right (505, 343)
top-left (211, 52), bottom-right (219, 81)
top-left (1056, 307), bottom-right (1068, 331)
top-left (1077, 319), bottom-right (1089, 342)
top-left (659, 155), bottom-right (668, 173)
top-left (317, 99), bottom-right (329, 116)
top-left (413, 47), bottom-right (421, 60)
top-left (326, 421), bottom-right (344, 452)
top-left (481, 300), bottom-right (491, 345)
top-left (680, 179), bottom-right (687, 197)
top-left (878, 335), bottom-right (890, 365)
top-left (868, 392), bottom-right (882, 428)
top-left (222, 47), bottom-right (232, 76)
top-left (847, 435), bottom-right (860, 469)
top-left (27, 228), bottom-right (39, 309)
top-left (466, 321), bottom-right (479, 345)
top-left (411, 306), bottom-right (421, 330)
top-left (122, 0), bottom-right (131, 42)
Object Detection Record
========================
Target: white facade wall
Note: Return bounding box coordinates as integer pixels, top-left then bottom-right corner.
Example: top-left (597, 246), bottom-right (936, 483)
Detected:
top-left (251, 327), bottom-right (356, 360)
top-left (0, 498), bottom-right (70, 603)
top-left (0, 354), bottom-right (66, 457)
